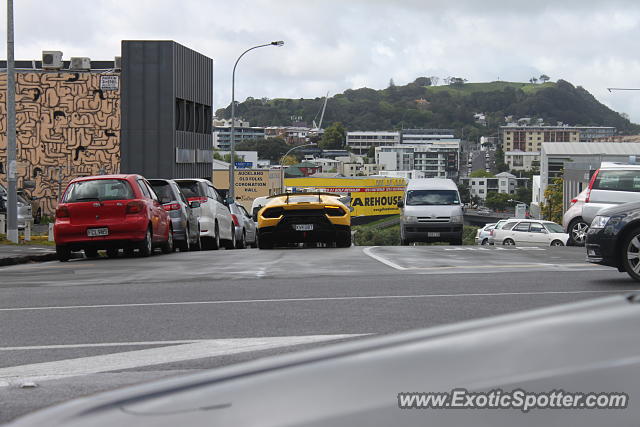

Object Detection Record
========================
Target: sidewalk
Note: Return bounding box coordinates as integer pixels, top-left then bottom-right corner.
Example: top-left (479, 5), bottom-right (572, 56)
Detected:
top-left (0, 242), bottom-right (57, 266)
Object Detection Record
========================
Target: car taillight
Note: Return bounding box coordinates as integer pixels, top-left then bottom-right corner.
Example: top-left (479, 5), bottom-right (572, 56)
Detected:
top-left (231, 214), bottom-right (240, 226)
top-left (585, 169), bottom-right (600, 203)
top-left (490, 230), bottom-right (494, 236)
top-left (188, 197), bottom-right (207, 204)
top-left (55, 206), bottom-right (70, 218)
top-left (126, 201), bottom-right (145, 214)
top-left (163, 203), bottom-right (181, 211)
top-left (325, 206), bottom-right (346, 216)
top-left (570, 198), bottom-right (577, 204)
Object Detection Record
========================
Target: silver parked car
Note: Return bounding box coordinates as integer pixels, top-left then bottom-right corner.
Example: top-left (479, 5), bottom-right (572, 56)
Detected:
top-left (582, 162), bottom-right (640, 225)
top-left (562, 188), bottom-right (589, 246)
top-left (475, 223), bottom-right (495, 245)
top-left (148, 179), bottom-right (201, 252)
top-left (0, 185), bottom-right (33, 229)
top-left (229, 202), bottom-right (258, 248)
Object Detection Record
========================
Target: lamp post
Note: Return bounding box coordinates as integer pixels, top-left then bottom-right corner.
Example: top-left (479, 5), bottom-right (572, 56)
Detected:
top-left (229, 40), bottom-right (284, 203)
top-left (5, 0), bottom-right (18, 243)
top-left (279, 143), bottom-right (316, 192)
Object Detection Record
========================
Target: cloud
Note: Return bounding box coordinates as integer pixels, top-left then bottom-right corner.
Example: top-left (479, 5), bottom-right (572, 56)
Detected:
top-left (1, 0), bottom-right (640, 123)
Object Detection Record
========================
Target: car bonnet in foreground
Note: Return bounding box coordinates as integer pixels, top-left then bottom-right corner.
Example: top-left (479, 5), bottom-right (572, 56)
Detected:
top-left (9, 294), bottom-right (640, 427)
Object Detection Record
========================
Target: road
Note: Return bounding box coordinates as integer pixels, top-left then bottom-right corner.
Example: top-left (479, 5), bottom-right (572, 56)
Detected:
top-left (1, 245), bottom-right (638, 423)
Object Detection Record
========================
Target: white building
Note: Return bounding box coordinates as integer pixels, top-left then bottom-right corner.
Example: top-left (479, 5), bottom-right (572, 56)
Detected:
top-left (213, 121), bottom-right (265, 150)
top-left (539, 142), bottom-right (640, 203)
top-left (375, 140), bottom-right (460, 179)
top-left (346, 131), bottom-right (400, 155)
top-left (400, 129), bottom-right (456, 144)
top-left (218, 151), bottom-right (259, 168)
top-left (309, 158), bottom-right (341, 173)
top-left (505, 150), bottom-right (540, 171)
top-left (460, 172), bottom-right (518, 201)
top-left (375, 170), bottom-right (427, 180)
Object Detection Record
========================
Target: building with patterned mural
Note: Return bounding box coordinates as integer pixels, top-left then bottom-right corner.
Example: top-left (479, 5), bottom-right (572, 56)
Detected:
top-left (0, 40), bottom-right (213, 217)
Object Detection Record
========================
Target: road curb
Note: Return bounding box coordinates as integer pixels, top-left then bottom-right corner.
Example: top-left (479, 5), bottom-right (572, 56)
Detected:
top-left (0, 252), bottom-right (58, 267)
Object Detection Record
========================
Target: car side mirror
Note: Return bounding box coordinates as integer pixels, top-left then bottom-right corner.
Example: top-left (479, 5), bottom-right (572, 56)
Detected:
top-left (397, 200), bottom-right (404, 208)
top-left (190, 201), bottom-right (201, 209)
top-left (252, 207), bottom-right (261, 222)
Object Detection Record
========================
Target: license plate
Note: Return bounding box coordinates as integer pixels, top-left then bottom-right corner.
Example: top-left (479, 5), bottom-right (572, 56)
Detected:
top-left (87, 228), bottom-right (109, 237)
top-left (427, 232), bottom-right (440, 237)
top-left (294, 224), bottom-right (314, 231)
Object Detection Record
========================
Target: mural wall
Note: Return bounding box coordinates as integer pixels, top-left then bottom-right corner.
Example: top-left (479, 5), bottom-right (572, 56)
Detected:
top-left (0, 72), bottom-right (121, 216)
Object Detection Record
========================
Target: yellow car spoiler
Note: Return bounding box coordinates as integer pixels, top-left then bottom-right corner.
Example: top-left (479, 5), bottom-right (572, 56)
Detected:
top-left (266, 192), bottom-right (342, 204)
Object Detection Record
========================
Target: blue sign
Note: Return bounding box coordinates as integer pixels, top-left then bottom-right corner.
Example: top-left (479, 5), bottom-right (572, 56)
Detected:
top-left (234, 162), bottom-right (252, 169)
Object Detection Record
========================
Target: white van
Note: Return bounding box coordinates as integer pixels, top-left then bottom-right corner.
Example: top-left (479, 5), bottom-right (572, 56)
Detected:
top-left (397, 179), bottom-right (464, 245)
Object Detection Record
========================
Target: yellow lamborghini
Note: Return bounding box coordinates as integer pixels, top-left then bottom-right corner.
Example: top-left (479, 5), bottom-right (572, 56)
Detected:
top-left (256, 192), bottom-right (351, 249)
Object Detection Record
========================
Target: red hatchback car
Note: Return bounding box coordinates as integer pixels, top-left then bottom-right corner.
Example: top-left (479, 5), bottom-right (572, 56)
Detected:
top-left (54, 174), bottom-right (173, 261)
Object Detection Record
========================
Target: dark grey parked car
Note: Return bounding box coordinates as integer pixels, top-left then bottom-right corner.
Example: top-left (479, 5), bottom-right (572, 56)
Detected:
top-left (230, 202), bottom-right (257, 248)
top-left (148, 179), bottom-right (201, 252)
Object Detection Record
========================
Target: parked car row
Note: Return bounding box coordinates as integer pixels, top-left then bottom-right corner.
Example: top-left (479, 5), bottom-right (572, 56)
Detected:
top-left (53, 174), bottom-right (257, 261)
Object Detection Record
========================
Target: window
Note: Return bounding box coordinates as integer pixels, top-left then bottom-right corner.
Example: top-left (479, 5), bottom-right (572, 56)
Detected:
top-left (593, 170), bottom-right (640, 192)
top-left (63, 179), bottom-right (134, 203)
top-left (176, 148), bottom-right (196, 163)
top-left (529, 223), bottom-right (546, 233)
top-left (513, 222), bottom-right (530, 232)
top-left (545, 223), bottom-right (565, 233)
top-left (405, 190), bottom-right (460, 206)
top-left (502, 222), bottom-right (517, 231)
top-left (137, 180), bottom-right (151, 198)
top-left (143, 180), bottom-right (158, 201)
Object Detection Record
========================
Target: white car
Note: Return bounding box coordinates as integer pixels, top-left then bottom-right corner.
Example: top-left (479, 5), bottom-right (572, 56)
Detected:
top-left (174, 179), bottom-right (234, 250)
top-left (492, 219), bottom-right (569, 246)
top-left (475, 223), bottom-right (496, 245)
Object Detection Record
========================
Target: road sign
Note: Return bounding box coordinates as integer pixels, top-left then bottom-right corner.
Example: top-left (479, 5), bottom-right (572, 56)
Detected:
top-left (100, 75), bottom-right (119, 91)
top-left (234, 162), bottom-right (252, 169)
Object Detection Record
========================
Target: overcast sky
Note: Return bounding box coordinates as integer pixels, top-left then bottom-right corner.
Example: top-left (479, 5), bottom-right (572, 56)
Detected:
top-left (3, 0), bottom-right (640, 124)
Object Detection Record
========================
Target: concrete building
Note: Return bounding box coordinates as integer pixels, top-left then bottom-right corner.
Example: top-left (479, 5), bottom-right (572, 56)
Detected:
top-left (375, 140), bottom-right (460, 179)
top-left (400, 128), bottom-right (456, 144)
top-left (539, 142), bottom-right (640, 204)
top-left (0, 40), bottom-right (213, 215)
top-left (213, 123), bottom-right (265, 150)
top-left (217, 151), bottom-right (259, 168)
top-left (375, 170), bottom-right (427, 180)
top-left (309, 158), bottom-right (341, 173)
top-left (460, 172), bottom-right (518, 201)
top-left (501, 125), bottom-right (617, 152)
top-left (346, 131), bottom-right (400, 155)
top-left (505, 150), bottom-right (541, 171)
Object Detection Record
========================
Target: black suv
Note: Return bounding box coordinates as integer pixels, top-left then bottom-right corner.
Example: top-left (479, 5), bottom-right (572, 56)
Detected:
top-left (586, 201), bottom-right (640, 281)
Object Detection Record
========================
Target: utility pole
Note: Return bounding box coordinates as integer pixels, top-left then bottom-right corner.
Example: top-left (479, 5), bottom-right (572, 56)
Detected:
top-left (6, 0), bottom-right (18, 243)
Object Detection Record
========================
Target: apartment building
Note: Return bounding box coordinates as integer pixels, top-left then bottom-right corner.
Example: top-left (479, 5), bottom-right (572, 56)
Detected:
top-left (504, 150), bottom-right (541, 171)
top-left (213, 122), bottom-right (265, 150)
top-left (501, 125), bottom-right (617, 152)
top-left (375, 140), bottom-right (460, 179)
top-left (346, 131), bottom-right (400, 155)
top-left (460, 172), bottom-right (517, 201)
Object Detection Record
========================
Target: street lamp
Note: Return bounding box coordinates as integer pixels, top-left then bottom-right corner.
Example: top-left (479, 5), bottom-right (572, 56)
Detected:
top-left (279, 143), bottom-right (316, 192)
top-left (229, 40), bottom-right (284, 203)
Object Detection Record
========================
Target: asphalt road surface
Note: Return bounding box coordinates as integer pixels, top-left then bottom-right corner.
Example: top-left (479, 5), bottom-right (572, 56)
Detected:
top-left (1, 245), bottom-right (638, 423)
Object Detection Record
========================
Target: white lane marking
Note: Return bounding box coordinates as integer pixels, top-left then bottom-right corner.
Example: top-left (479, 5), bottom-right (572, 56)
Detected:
top-left (362, 246), bottom-right (601, 271)
top-left (362, 246), bottom-right (407, 270)
top-left (1, 289), bottom-right (637, 312)
top-left (0, 334), bottom-right (363, 387)
top-left (0, 340), bottom-right (217, 351)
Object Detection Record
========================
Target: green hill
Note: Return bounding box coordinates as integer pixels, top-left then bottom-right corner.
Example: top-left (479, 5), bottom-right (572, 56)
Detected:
top-left (216, 78), bottom-right (640, 139)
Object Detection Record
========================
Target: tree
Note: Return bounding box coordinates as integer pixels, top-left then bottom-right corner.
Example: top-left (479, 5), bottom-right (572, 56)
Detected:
top-left (429, 76), bottom-right (440, 86)
top-left (319, 122), bottom-right (346, 150)
top-left (485, 192), bottom-right (512, 211)
top-left (236, 137), bottom-right (289, 162)
top-left (469, 170), bottom-right (495, 178)
top-left (541, 177), bottom-right (563, 224)
top-left (494, 146), bottom-right (509, 173)
top-left (388, 78), bottom-right (396, 88)
top-left (515, 186), bottom-right (532, 205)
top-left (539, 74), bottom-right (550, 83)
top-left (281, 155), bottom-right (298, 166)
top-left (529, 77), bottom-right (538, 84)
top-left (413, 77), bottom-right (431, 87)
top-left (458, 183), bottom-right (471, 204)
